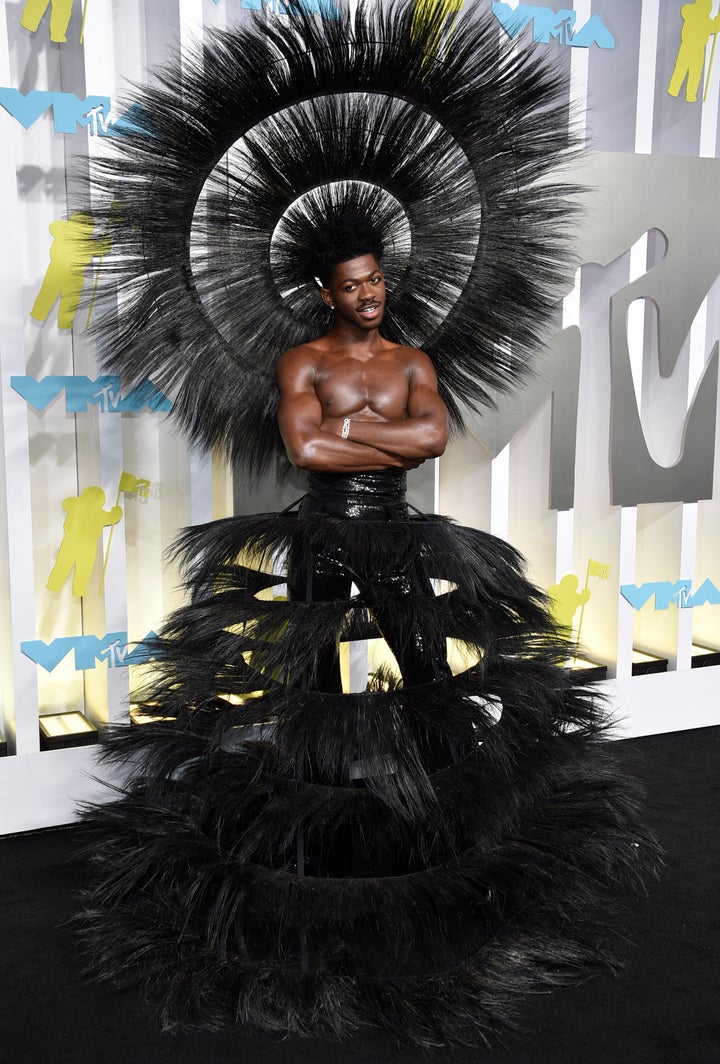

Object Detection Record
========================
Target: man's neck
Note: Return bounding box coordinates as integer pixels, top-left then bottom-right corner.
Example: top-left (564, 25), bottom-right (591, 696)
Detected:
top-left (324, 320), bottom-right (385, 352)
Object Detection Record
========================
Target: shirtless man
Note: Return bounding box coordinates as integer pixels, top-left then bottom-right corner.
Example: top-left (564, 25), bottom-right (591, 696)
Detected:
top-left (277, 251), bottom-right (448, 473)
top-left (276, 235), bottom-right (449, 692)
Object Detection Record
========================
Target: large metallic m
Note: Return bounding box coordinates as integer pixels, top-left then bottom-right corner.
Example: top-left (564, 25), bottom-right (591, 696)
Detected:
top-left (473, 153), bottom-right (720, 510)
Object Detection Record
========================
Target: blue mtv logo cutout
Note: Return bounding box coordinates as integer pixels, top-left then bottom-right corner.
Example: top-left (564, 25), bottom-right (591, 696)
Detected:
top-left (492, 3), bottom-right (615, 48)
top-left (11, 376), bottom-right (172, 413)
top-left (620, 580), bottom-right (720, 611)
top-left (22, 632), bottom-right (158, 672)
top-left (0, 89), bottom-right (146, 135)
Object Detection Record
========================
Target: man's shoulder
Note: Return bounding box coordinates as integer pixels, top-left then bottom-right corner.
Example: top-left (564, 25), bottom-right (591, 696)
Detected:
top-left (278, 340), bottom-right (325, 367)
top-left (383, 342), bottom-right (434, 369)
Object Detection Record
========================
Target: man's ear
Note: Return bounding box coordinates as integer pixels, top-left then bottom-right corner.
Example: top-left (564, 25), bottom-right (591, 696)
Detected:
top-left (320, 287), bottom-right (334, 310)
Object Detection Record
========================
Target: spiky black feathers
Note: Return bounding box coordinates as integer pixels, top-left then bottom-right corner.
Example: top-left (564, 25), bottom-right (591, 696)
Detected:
top-left (82, 2), bottom-right (579, 474)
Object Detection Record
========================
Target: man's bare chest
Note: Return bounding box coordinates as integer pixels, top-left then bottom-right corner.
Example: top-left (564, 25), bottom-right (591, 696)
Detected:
top-left (313, 357), bottom-right (410, 416)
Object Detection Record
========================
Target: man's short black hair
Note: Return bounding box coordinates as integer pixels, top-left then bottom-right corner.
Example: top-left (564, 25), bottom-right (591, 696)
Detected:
top-left (306, 210), bottom-right (384, 287)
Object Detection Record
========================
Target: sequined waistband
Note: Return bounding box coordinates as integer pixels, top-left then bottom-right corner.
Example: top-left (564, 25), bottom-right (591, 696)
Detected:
top-left (302, 470), bottom-right (408, 519)
top-left (306, 470), bottom-right (407, 499)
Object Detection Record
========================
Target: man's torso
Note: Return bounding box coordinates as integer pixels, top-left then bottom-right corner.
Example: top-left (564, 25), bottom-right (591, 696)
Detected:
top-left (303, 340), bottom-right (420, 422)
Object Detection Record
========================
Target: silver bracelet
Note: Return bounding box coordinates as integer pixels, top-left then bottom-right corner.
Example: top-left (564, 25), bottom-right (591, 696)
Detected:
top-left (341, 417), bottom-right (351, 439)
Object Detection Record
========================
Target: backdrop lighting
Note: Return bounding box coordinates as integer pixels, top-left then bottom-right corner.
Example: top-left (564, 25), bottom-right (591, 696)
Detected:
top-left (691, 644), bottom-right (720, 668)
top-left (566, 656), bottom-right (608, 682)
top-left (631, 649), bottom-right (668, 676)
top-left (39, 711), bottom-right (98, 751)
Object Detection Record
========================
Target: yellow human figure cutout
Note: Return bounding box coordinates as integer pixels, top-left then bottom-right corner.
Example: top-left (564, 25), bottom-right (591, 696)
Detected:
top-left (668, 0), bottom-right (720, 103)
top-left (30, 212), bottom-right (111, 330)
top-left (47, 487), bottom-right (122, 597)
top-left (547, 574), bottom-right (591, 634)
top-left (411, 0), bottom-right (465, 57)
top-left (20, 0), bottom-right (74, 43)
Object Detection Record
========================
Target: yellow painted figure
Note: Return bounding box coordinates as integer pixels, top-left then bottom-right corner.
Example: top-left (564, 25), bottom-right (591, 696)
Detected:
top-left (411, 0), bottom-right (465, 57)
top-left (547, 573), bottom-right (591, 634)
top-left (30, 213), bottom-right (111, 330)
top-left (47, 487), bottom-right (122, 597)
top-left (20, 0), bottom-right (74, 43)
top-left (668, 0), bottom-right (720, 102)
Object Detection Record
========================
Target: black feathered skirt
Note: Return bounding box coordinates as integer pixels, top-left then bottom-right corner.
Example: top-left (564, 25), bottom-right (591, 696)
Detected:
top-left (77, 470), bottom-right (659, 1045)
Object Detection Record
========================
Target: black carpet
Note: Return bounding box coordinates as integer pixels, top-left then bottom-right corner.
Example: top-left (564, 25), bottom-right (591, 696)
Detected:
top-left (1, 726), bottom-right (718, 1064)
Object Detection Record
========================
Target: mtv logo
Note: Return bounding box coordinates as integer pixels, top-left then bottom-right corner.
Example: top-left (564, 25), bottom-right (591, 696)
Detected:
top-left (0, 88), bottom-right (147, 136)
top-left (620, 580), bottom-right (720, 611)
top-left (11, 376), bottom-right (172, 413)
top-left (491, 3), bottom-right (615, 49)
top-left (22, 632), bottom-right (158, 672)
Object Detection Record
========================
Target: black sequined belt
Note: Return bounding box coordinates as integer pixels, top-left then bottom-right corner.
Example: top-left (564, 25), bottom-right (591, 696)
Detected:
top-left (301, 470), bottom-right (408, 520)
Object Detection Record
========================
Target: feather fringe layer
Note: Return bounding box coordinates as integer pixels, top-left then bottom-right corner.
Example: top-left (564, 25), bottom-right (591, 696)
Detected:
top-left (80, 1), bottom-right (581, 477)
top-left (76, 511), bottom-right (660, 1045)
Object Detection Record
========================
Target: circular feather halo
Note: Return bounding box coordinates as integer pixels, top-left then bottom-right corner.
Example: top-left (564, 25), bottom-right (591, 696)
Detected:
top-left (83, 1), bottom-right (580, 477)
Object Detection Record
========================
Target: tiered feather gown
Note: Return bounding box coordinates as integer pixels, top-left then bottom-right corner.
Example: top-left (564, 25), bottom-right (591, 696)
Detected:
top-left (78, 469), bottom-right (658, 1043)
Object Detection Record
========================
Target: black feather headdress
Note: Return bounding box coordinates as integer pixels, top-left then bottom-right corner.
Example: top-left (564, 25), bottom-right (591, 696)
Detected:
top-left (84, 1), bottom-right (579, 475)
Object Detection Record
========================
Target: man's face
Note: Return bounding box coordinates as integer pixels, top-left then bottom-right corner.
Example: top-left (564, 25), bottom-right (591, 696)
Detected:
top-left (321, 253), bottom-right (386, 330)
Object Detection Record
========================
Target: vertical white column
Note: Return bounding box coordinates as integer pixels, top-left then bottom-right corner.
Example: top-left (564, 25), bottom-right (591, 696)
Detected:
top-left (614, 229), bottom-right (648, 679)
top-left (677, 287), bottom-right (712, 666)
top-left (550, 2), bottom-right (587, 595)
top-left (680, 278), bottom-right (711, 665)
top-left (616, 506), bottom-right (637, 679)
top-left (94, 417), bottom-right (129, 726)
top-left (348, 639), bottom-right (369, 694)
top-left (634, 0), bottom-right (660, 157)
top-left (700, 4), bottom-right (720, 158)
top-left (81, 0), bottom-right (127, 726)
top-left (568, 0), bottom-right (590, 146)
top-left (617, 2), bottom-right (660, 676)
top-left (179, 0), bottom-right (205, 54)
top-left (555, 271), bottom-right (581, 580)
top-left (181, 0), bottom-right (214, 536)
top-left (432, 455), bottom-right (440, 516)
top-left (212, 450), bottom-right (234, 520)
top-left (555, 508), bottom-right (574, 583)
top-left (0, 9), bottom-right (40, 753)
top-left (489, 446), bottom-right (510, 542)
top-left (677, 503), bottom-right (697, 671)
top-left (80, 0), bottom-right (118, 86)
top-left (190, 448), bottom-right (213, 525)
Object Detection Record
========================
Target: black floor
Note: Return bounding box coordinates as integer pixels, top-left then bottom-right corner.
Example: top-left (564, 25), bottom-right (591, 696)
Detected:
top-left (1, 727), bottom-right (718, 1064)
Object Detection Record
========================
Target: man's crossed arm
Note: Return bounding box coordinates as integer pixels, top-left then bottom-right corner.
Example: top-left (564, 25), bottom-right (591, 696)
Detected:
top-left (277, 349), bottom-right (448, 472)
